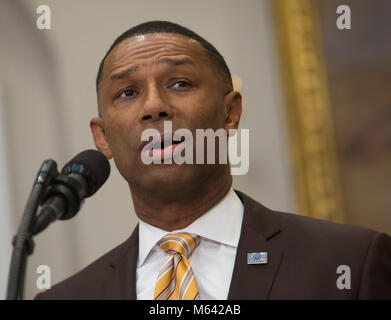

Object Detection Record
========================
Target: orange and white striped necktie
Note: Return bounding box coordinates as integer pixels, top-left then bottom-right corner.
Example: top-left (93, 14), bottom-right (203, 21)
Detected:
top-left (154, 232), bottom-right (201, 300)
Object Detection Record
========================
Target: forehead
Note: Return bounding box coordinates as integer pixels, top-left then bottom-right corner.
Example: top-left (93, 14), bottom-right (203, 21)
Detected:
top-left (103, 33), bottom-right (211, 76)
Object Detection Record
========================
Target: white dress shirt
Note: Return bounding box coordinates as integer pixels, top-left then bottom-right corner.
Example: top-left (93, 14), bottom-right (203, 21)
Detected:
top-left (136, 187), bottom-right (244, 300)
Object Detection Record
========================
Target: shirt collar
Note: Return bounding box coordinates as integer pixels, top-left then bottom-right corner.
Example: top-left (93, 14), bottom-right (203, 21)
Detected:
top-left (137, 187), bottom-right (244, 267)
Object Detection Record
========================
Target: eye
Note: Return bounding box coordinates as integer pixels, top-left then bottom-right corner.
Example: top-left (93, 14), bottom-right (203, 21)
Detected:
top-left (118, 87), bottom-right (138, 98)
top-left (170, 80), bottom-right (191, 89)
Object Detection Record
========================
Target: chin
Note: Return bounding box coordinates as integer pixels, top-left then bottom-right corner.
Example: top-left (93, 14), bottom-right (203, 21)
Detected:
top-left (134, 163), bottom-right (201, 193)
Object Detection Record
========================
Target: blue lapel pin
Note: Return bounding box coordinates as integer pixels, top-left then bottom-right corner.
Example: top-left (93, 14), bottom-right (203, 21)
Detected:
top-left (247, 252), bottom-right (268, 265)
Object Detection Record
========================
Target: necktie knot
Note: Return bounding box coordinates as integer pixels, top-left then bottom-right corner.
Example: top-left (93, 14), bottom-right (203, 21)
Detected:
top-left (157, 232), bottom-right (201, 258)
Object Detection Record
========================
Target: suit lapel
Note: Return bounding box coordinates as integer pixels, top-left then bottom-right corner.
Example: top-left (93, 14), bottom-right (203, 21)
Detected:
top-left (228, 191), bottom-right (283, 300)
top-left (107, 224), bottom-right (139, 299)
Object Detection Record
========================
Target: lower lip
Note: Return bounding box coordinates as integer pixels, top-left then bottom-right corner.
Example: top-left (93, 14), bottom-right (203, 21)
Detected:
top-left (148, 142), bottom-right (182, 160)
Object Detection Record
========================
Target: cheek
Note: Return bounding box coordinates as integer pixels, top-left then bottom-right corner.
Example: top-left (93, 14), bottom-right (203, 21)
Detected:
top-left (103, 116), bottom-right (141, 182)
top-left (189, 93), bottom-right (225, 129)
top-left (104, 113), bottom-right (138, 153)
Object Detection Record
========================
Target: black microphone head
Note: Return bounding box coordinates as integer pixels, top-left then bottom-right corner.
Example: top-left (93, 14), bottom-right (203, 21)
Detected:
top-left (61, 149), bottom-right (110, 197)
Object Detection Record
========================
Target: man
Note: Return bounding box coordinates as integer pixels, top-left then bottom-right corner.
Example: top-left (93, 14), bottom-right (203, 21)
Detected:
top-left (35, 21), bottom-right (391, 300)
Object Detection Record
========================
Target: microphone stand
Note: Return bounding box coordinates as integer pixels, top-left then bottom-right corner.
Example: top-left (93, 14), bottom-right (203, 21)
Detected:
top-left (6, 160), bottom-right (58, 300)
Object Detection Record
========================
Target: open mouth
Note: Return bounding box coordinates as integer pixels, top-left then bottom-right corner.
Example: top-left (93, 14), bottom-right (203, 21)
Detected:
top-left (142, 136), bottom-right (185, 161)
top-left (147, 136), bottom-right (185, 150)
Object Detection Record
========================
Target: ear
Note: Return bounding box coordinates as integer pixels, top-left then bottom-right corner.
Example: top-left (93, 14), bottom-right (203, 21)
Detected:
top-left (224, 90), bottom-right (243, 135)
top-left (90, 117), bottom-right (113, 159)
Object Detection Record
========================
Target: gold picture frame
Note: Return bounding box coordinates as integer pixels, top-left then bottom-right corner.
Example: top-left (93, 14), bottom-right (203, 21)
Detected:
top-left (273, 0), bottom-right (345, 222)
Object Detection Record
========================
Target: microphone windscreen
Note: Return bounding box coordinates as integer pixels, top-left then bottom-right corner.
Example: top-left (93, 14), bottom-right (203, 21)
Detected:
top-left (62, 149), bottom-right (110, 196)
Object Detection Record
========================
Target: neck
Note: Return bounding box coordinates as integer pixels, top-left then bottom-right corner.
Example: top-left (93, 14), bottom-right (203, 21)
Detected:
top-left (130, 166), bottom-right (232, 231)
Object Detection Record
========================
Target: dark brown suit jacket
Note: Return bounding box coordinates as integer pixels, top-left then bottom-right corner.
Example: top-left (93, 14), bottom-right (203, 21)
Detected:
top-left (35, 190), bottom-right (391, 299)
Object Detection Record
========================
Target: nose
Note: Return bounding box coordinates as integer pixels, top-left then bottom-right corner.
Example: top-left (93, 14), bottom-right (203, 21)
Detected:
top-left (139, 84), bottom-right (173, 123)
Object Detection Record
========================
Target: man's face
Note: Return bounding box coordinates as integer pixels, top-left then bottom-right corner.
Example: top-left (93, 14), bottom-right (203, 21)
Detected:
top-left (91, 33), bottom-right (241, 194)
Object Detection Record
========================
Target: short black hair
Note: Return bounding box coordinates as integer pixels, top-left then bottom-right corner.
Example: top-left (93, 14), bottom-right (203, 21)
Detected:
top-left (96, 21), bottom-right (233, 96)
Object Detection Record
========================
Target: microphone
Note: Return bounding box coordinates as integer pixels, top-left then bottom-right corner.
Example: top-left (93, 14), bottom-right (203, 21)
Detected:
top-left (31, 150), bottom-right (110, 235)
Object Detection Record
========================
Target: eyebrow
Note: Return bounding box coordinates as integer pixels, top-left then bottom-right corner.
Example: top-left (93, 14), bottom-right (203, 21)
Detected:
top-left (110, 65), bottom-right (139, 81)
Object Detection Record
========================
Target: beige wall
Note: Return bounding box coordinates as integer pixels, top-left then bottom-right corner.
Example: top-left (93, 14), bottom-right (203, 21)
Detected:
top-left (1, 0), bottom-right (295, 299)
